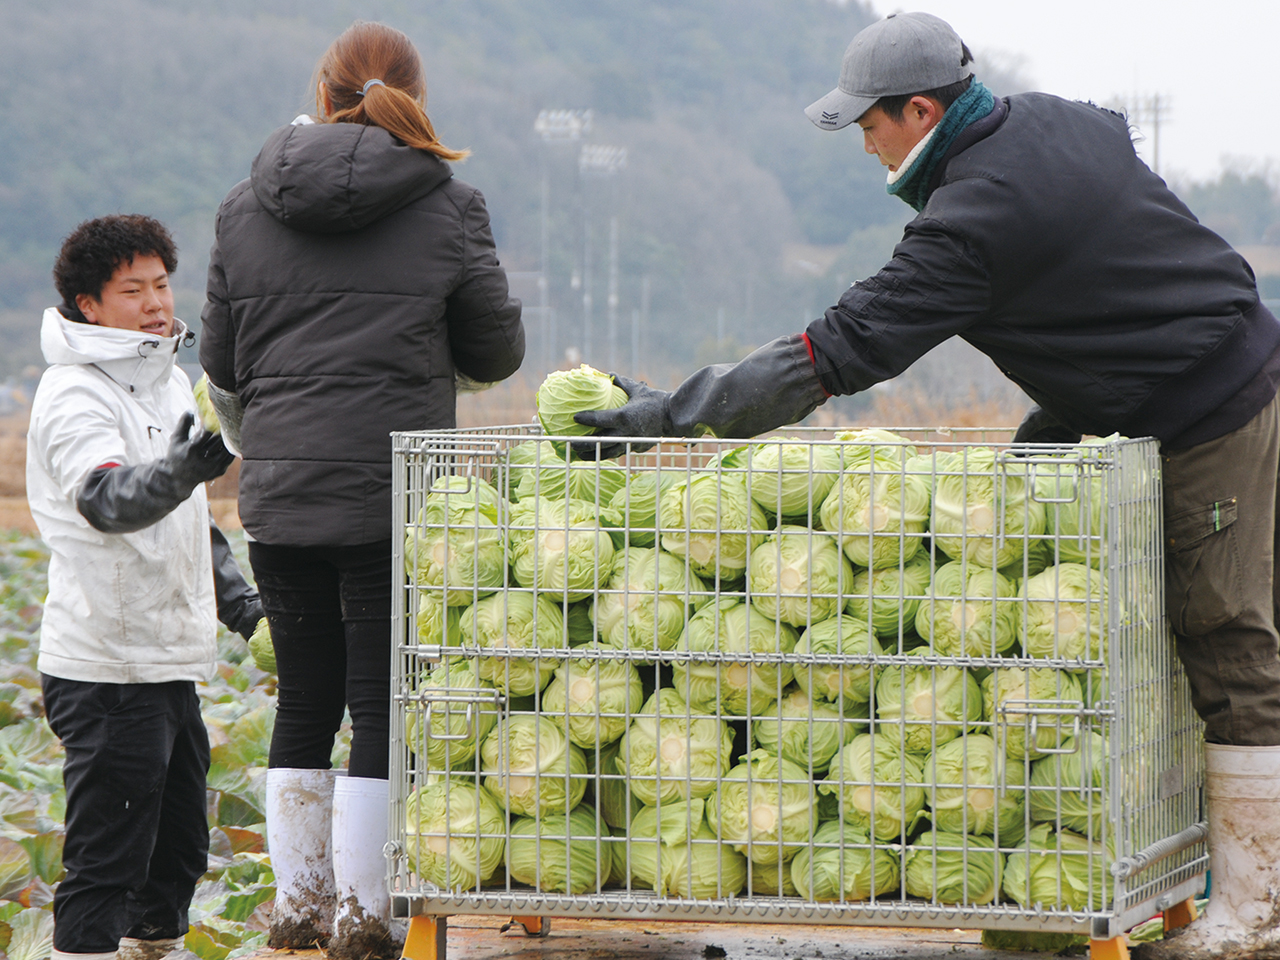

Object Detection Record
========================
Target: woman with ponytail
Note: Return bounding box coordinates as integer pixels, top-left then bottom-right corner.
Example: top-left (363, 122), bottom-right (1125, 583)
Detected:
top-left (199, 21), bottom-right (524, 958)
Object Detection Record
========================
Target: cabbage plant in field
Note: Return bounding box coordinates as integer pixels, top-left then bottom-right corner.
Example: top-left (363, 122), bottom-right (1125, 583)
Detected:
top-left (1020, 563), bottom-right (1108, 666)
top-left (609, 470), bottom-right (680, 547)
top-left (914, 561), bottom-right (1020, 659)
top-left (789, 818), bottom-right (899, 902)
top-left (660, 472), bottom-right (768, 582)
top-left (1002, 823), bottom-right (1112, 912)
top-left (707, 750), bottom-right (815, 864)
top-left (480, 715), bottom-right (589, 817)
top-left (739, 438), bottom-right (841, 520)
top-left (541, 642), bottom-right (645, 748)
top-left (508, 806), bottom-right (615, 894)
top-left (844, 555), bottom-right (932, 640)
top-left (591, 547), bottom-right (706, 652)
top-left (748, 525), bottom-right (852, 627)
top-left (509, 497), bottom-right (617, 602)
top-left (627, 798), bottom-right (748, 898)
top-left (614, 688), bottom-right (734, 805)
top-left (930, 448), bottom-right (1047, 569)
top-left (751, 686), bottom-right (861, 776)
top-left (672, 598), bottom-right (798, 716)
top-left (405, 659), bottom-right (498, 771)
top-left (461, 591), bottom-right (564, 696)
top-left (874, 653), bottom-right (983, 755)
top-left (904, 830), bottom-right (1002, 904)
top-left (794, 615), bottom-right (882, 708)
top-left (1029, 732), bottom-right (1109, 838)
top-left (982, 668), bottom-right (1084, 762)
top-left (536, 364), bottom-right (628, 438)
top-left (924, 734), bottom-right (1026, 840)
top-left (818, 451), bottom-right (930, 569)
top-left (405, 508), bottom-right (506, 606)
top-left (405, 778), bottom-right (506, 890)
top-left (819, 733), bottom-right (927, 840)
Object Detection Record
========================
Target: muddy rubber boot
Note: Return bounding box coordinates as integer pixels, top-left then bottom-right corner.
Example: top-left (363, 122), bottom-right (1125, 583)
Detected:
top-left (116, 937), bottom-right (182, 960)
top-left (328, 775), bottom-right (402, 960)
top-left (1133, 743), bottom-right (1280, 960)
top-left (52, 952), bottom-right (118, 960)
top-left (265, 767), bottom-right (337, 948)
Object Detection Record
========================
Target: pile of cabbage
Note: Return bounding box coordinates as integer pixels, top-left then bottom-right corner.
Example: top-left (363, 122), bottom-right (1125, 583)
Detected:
top-left (401, 422), bottom-right (1124, 912)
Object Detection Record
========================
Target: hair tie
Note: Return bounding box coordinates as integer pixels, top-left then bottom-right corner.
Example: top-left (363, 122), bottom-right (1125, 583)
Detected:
top-left (359, 78), bottom-right (385, 96)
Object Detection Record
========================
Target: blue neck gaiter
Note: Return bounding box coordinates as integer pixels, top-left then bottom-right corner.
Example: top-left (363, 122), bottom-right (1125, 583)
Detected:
top-left (887, 80), bottom-right (996, 212)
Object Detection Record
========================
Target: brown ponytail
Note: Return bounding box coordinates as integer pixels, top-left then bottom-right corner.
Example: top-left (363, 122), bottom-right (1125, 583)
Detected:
top-left (314, 21), bottom-right (469, 162)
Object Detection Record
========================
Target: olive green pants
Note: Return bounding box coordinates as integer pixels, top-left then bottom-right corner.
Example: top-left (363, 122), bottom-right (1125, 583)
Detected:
top-left (1164, 389), bottom-right (1280, 745)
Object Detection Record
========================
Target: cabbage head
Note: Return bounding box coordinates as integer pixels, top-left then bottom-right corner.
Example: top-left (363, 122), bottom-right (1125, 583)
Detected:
top-left (248, 617), bottom-right (275, 674)
top-left (930, 448), bottom-right (1047, 569)
top-left (405, 508), bottom-right (506, 606)
top-left (1002, 823), bottom-right (1111, 911)
top-left (707, 749), bottom-right (815, 864)
top-left (405, 778), bottom-right (506, 891)
top-left (746, 858), bottom-right (797, 896)
top-left (406, 659), bottom-right (499, 771)
top-left (627, 798), bottom-right (748, 898)
top-left (1039, 454), bottom-right (1107, 568)
top-left (834, 428), bottom-right (918, 465)
top-left (789, 818), bottom-right (899, 902)
top-left (794, 615), bottom-right (882, 708)
top-left (660, 473), bottom-right (769, 582)
top-left (609, 471), bottom-right (681, 547)
top-left (1029, 732), bottom-right (1109, 838)
top-left (818, 452), bottom-right (930, 569)
top-left (914, 561), bottom-right (1020, 659)
top-left (480, 715), bottom-right (589, 817)
top-left (416, 595), bottom-right (462, 648)
top-left (614, 688), bottom-right (734, 805)
top-left (593, 739), bottom-right (642, 830)
top-left (904, 830), bottom-right (1002, 905)
top-left (999, 537), bottom-right (1056, 583)
top-left (845, 555), bottom-right (932, 640)
top-left (874, 652), bottom-right (984, 755)
top-left (192, 373), bottom-right (220, 433)
top-left (740, 439), bottom-right (841, 521)
top-left (818, 733), bottom-right (926, 840)
top-left (421, 475), bottom-right (503, 525)
top-left (748, 525), bottom-right (852, 627)
top-left (508, 806), bottom-right (614, 894)
top-left (541, 642), bottom-right (645, 748)
top-left (564, 601), bottom-right (597, 645)
top-left (1020, 563), bottom-right (1108, 666)
top-left (673, 598), bottom-right (798, 716)
top-left (509, 497), bottom-right (616, 602)
top-left (924, 734), bottom-right (1026, 840)
top-left (982, 668), bottom-right (1084, 762)
top-left (514, 454), bottom-right (629, 507)
top-left (461, 592), bottom-right (564, 696)
top-left (751, 686), bottom-right (860, 776)
top-left (591, 547), bottom-right (706, 652)
top-left (499, 440), bottom-right (559, 500)
top-left (536, 364), bottom-right (628, 438)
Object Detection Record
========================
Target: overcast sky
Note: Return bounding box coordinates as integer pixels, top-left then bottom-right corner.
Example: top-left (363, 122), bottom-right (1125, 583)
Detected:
top-left (865, 0), bottom-right (1280, 184)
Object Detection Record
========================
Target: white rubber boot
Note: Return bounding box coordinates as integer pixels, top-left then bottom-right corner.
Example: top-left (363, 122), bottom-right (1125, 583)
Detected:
top-left (116, 937), bottom-right (182, 960)
top-left (328, 775), bottom-right (401, 960)
top-left (265, 767), bottom-right (337, 948)
top-left (1134, 743), bottom-right (1280, 960)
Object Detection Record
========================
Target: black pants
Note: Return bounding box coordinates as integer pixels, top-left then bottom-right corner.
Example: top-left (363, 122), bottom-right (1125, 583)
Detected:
top-left (249, 540), bottom-right (392, 779)
top-left (42, 676), bottom-right (210, 953)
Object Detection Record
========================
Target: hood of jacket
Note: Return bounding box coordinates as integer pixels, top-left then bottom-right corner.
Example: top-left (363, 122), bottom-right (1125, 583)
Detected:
top-left (250, 122), bottom-right (454, 234)
top-left (40, 307), bottom-right (186, 393)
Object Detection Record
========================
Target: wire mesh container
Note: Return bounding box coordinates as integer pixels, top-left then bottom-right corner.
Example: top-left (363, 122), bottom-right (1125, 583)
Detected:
top-left (388, 425), bottom-right (1206, 941)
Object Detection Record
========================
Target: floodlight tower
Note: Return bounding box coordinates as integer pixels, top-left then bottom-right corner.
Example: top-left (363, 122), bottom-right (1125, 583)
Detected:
top-left (578, 143), bottom-right (628, 368)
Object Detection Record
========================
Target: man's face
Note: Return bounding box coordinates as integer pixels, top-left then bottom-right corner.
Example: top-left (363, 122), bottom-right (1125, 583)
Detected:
top-left (857, 98), bottom-right (940, 172)
top-left (76, 254), bottom-right (175, 338)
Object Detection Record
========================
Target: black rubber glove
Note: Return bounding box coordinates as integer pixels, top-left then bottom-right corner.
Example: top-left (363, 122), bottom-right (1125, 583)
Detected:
top-left (210, 519), bottom-right (263, 639)
top-left (77, 411), bottom-right (236, 534)
top-left (572, 335), bottom-right (829, 460)
top-left (1011, 404), bottom-right (1083, 446)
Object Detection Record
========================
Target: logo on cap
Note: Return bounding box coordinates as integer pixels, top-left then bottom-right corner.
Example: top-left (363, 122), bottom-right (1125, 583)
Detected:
top-left (821, 110), bottom-right (840, 126)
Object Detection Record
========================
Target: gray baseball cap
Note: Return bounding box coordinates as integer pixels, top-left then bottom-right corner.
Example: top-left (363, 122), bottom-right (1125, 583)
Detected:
top-left (805, 12), bottom-right (973, 131)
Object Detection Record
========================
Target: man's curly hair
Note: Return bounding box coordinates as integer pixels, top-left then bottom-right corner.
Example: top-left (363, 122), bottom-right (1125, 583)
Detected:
top-left (53, 215), bottom-right (178, 322)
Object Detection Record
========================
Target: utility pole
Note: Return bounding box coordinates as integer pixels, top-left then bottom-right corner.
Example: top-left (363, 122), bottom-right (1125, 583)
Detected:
top-left (1106, 94), bottom-right (1170, 177)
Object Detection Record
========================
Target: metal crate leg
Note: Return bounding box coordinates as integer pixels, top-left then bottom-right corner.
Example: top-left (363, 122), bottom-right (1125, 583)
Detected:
top-left (1163, 896), bottom-right (1198, 932)
top-left (1089, 936), bottom-right (1130, 960)
top-left (402, 915), bottom-right (447, 960)
top-left (503, 916), bottom-right (551, 937)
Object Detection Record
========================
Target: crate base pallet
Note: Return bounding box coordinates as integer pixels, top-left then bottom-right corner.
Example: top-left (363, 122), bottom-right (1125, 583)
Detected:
top-left (390, 426), bottom-right (1208, 959)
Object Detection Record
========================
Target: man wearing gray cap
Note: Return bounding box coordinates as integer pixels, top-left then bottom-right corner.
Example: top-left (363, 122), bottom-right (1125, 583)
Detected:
top-left (576, 12), bottom-right (1280, 960)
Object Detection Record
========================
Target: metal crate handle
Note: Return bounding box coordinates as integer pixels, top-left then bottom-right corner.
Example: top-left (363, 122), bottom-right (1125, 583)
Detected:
top-left (995, 698), bottom-right (1085, 756)
top-left (409, 688), bottom-right (506, 742)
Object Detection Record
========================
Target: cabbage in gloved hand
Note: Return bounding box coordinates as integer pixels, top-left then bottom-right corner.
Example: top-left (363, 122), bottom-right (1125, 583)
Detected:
top-left (248, 617), bottom-right (275, 673)
top-left (192, 374), bottom-right (221, 434)
top-left (537, 365), bottom-right (629, 437)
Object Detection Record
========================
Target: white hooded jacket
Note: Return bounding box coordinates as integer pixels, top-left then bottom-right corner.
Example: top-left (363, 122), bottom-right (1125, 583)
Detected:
top-left (27, 308), bottom-right (217, 684)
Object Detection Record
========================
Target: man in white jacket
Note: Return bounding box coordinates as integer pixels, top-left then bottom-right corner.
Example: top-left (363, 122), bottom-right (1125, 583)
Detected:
top-left (27, 215), bottom-right (258, 960)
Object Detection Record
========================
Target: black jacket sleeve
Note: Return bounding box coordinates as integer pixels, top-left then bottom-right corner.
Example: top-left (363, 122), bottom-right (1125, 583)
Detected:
top-left (804, 220), bottom-right (991, 396)
top-left (210, 517), bottom-right (263, 639)
top-left (200, 209), bottom-right (237, 392)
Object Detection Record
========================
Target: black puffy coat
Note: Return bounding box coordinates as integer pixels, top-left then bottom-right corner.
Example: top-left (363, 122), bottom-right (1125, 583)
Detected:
top-left (806, 93), bottom-right (1280, 444)
top-left (201, 121), bottom-right (524, 545)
